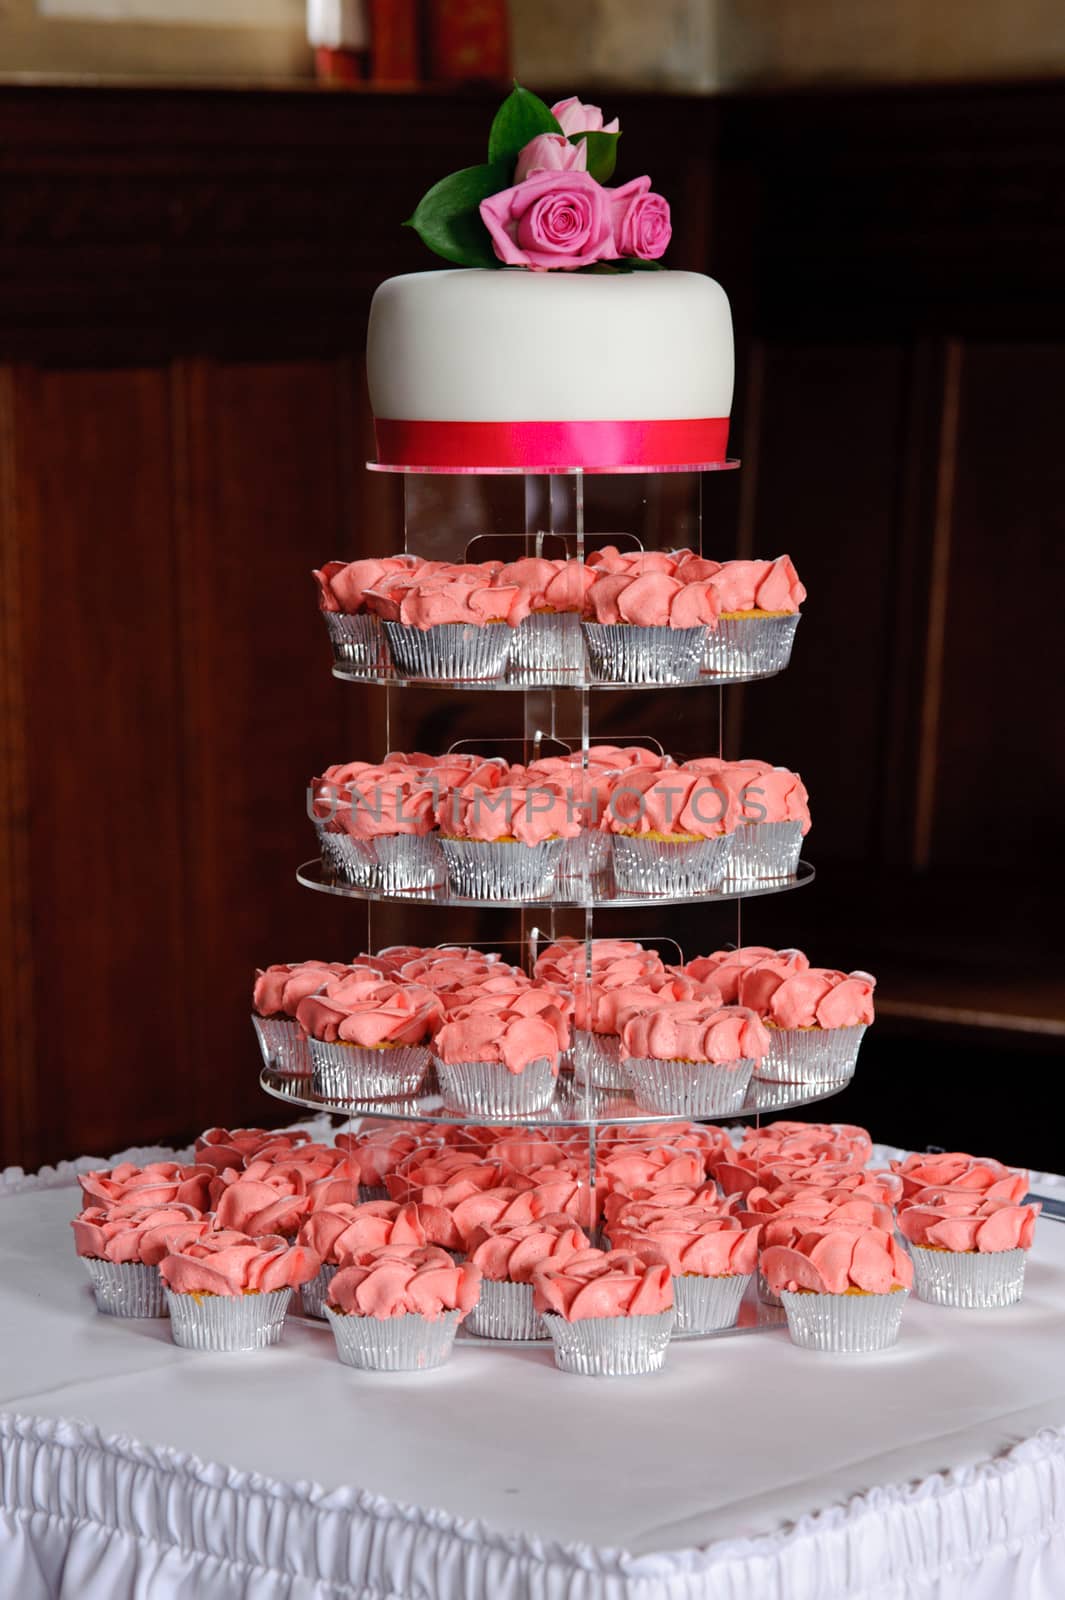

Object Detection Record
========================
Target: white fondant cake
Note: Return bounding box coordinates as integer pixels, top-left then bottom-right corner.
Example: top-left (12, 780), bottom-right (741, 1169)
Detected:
top-left (367, 269), bottom-right (734, 471)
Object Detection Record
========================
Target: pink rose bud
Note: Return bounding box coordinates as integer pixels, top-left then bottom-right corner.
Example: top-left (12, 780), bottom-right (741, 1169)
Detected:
top-left (480, 170), bottom-right (614, 271)
top-left (608, 176), bottom-right (672, 260)
top-left (514, 133), bottom-right (589, 184)
top-left (551, 96), bottom-right (620, 136)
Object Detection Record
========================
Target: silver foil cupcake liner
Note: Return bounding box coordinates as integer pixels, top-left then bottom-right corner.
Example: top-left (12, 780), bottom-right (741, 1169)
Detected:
top-left (779, 1288), bottom-right (908, 1352)
top-left (325, 1306), bottom-right (461, 1371)
top-left (572, 1028), bottom-right (628, 1090)
top-left (544, 1308), bottom-right (675, 1376)
top-left (323, 611), bottom-right (383, 672)
top-left (318, 829), bottom-right (445, 892)
top-left (758, 1270), bottom-right (782, 1309)
top-left (610, 832), bottom-right (732, 897)
top-left (439, 836), bottom-right (564, 901)
top-left (557, 829), bottom-right (612, 887)
top-left (83, 1258), bottom-right (166, 1318)
top-left (673, 1271), bottom-right (752, 1333)
top-left (300, 1262), bottom-right (340, 1320)
top-left (435, 1055), bottom-right (557, 1118)
top-left (908, 1246), bottom-right (1028, 1309)
top-left (166, 1288), bottom-right (293, 1351)
top-left (509, 612), bottom-right (585, 674)
top-left (722, 822), bottom-right (804, 888)
top-left (626, 1055), bottom-right (755, 1118)
top-left (309, 1038), bottom-right (430, 1100)
top-left (466, 1279), bottom-right (544, 1341)
top-left (382, 620), bottom-right (513, 681)
top-left (252, 1014), bottom-right (312, 1077)
top-left (581, 623), bottom-right (708, 685)
top-left (756, 1024), bottom-right (868, 1086)
top-left (702, 613), bottom-right (800, 680)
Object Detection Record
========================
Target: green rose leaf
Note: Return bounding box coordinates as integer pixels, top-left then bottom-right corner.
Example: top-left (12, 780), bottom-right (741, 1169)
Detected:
top-left (405, 160), bottom-right (512, 269)
top-left (488, 82), bottom-right (563, 167)
top-left (617, 256), bottom-right (667, 271)
top-left (569, 130), bottom-right (620, 183)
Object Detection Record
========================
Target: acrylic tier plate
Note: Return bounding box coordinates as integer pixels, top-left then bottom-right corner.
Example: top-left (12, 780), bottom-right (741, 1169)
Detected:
top-left (297, 856), bottom-right (815, 911)
top-left (259, 1064), bottom-right (850, 1128)
top-left (330, 661), bottom-right (790, 691)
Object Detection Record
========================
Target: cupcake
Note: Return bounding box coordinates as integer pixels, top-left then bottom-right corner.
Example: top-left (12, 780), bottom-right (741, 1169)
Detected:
top-left (570, 965), bottom-right (720, 1089)
top-left (325, 1244), bottom-right (481, 1371)
top-left (897, 1188), bottom-right (1040, 1308)
top-left (298, 1199), bottom-right (439, 1318)
top-left (335, 1122), bottom-right (438, 1200)
top-left (313, 555), bottom-right (417, 672)
top-left (432, 1001), bottom-right (563, 1117)
top-left (465, 1217), bottom-right (589, 1340)
top-left (605, 767), bottom-right (734, 895)
top-left (208, 1167), bottom-right (312, 1239)
top-left (581, 564), bottom-right (718, 684)
top-left (371, 564), bottom-right (526, 681)
top-left (498, 557), bottom-right (591, 674)
top-left (160, 1232), bottom-right (320, 1352)
top-left (611, 1211), bottom-right (759, 1332)
top-left (436, 780), bottom-right (581, 900)
top-left (523, 751), bottom-right (623, 884)
top-left (252, 961), bottom-right (355, 1076)
top-left (296, 975), bottom-right (442, 1100)
top-left (739, 964), bottom-right (875, 1087)
top-left (533, 1248), bottom-right (675, 1376)
top-left (311, 763), bottom-right (444, 891)
top-left (761, 1223), bottom-right (912, 1352)
top-left (700, 555), bottom-right (805, 679)
top-left (747, 1191), bottom-right (896, 1306)
top-left (72, 1202), bottom-right (209, 1318)
top-left (711, 1120), bottom-right (877, 1199)
top-left (621, 1002), bottom-right (769, 1117)
top-left (685, 759), bottom-right (810, 887)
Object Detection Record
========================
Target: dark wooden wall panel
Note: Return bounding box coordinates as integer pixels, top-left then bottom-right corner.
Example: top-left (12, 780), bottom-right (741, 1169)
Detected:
top-left (929, 343), bottom-right (1065, 870)
top-left (13, 366), bottom-right (191, 1155)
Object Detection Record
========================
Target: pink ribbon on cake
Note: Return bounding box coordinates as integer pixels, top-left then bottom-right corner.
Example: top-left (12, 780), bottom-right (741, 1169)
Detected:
top-left (374, 417), bottom-right (730, 472)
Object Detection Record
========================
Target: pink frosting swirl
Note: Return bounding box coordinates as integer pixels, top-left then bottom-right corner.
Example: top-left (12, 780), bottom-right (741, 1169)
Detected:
top-left (680, 947), bottom-right (809, 1005)
top-left (295, 975), bottom-right (443, 1046)
top-left (437, 781), bottom-right (581, 845)
top-left (467, 1218), bottom-right (590, 1283)
top-left (753, 1194), bottom-right (895, 1247)
top-left (570, 966), bottom-right (718, 1035)
top-left (613, 1212), bottom-right (760, 1279)
top-left (314, 556), bottom-right (419, 615)
top-left (160, 1233), bottom-right (321, 1297)
top-left (583, 569), bottom-right (719, 630)
top-left (533, 1248), bottom-right (673, 1321)
top-left (737, 965), bottom-right (876, 1029)
top-left (335, 1126), bottom-right (439, 1184)
top-left (253, 961), bottom-right (357, 1018)
top-left (597, 1148), bottom-right (705, 1197)
top-left (897, 1191), bottom-right (1039, 1253)
top-left (299, 1199), bottom-right (453, 1263)
top-left (762, 1224), bottom-right (913, 1296)
top-left (692, 760), bottom-right (811, 834)
top-left (209, 1172), bottom-right (311, 1238)
top-left (394, 570), bottom-right (528, 630)
top-left (314, 766), bottom-right (438, 842)
top-left (604, 767), bottom-right (733, 840)
top-left (710, 556), bottom-right (806, 615)
top-left (740, 1178), bottom-right (901, 1219)
top-left (603, 1186), bottom-right (735, 1231)
top-left (433, 1006), bottom-right (562, 1075)
top-left (78, 1161), bottom-right (214, 1212)
top-left (328, 1245), bottom-right (481, 1320)
top-left (72, 1203), bottom-right (209, 1265)
top-left (890, 1152), bottom-right (1029, 1202)
top-left (451, 1180), bottom-right (593, 1244)
top-left (193, 1128), bottom-right (312, 1172)
top-left (620, 1002), bottom-right (770, 1064)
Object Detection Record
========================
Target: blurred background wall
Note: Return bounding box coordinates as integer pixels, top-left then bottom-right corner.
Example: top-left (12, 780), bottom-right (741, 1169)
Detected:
top-left (1, 2), bottom-right (1064, 1171)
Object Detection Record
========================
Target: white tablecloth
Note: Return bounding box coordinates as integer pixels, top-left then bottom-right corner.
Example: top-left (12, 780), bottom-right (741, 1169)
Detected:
top-left (2, 1144), bottom-right (1065, 1600)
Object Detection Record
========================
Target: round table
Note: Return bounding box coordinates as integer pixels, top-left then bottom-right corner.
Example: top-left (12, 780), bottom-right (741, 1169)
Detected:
top-left (3, 1137), bottom-right (1064, 1600)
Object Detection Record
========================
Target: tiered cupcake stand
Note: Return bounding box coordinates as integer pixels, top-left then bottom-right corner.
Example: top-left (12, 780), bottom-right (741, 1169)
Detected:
top-left (260, 460), bottom-right (846, 1341)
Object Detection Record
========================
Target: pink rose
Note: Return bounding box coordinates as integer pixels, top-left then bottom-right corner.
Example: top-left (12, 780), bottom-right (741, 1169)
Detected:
top-left (514, 133), bottom-right (588, 184)
top-left (609, 177), bottom-right (671, 260)
top-left (551, 96), bottom-right (620, 136)
top-left (480, 170), bottom-right (613, 271)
